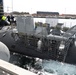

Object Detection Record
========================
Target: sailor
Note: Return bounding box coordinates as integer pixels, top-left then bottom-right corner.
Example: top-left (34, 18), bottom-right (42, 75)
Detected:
top-left (7, 15), bottom-right (11, 24)
top-left (0, 15), bottom-right (10, 26)
top-left (0, 15), bottom-right (6, 26)
top-left (37, 38), bottom-right (42, 52)
top-left (10, 15), bottom-right (16, 25)
top-left (10, 15), bottom-right (14, 23)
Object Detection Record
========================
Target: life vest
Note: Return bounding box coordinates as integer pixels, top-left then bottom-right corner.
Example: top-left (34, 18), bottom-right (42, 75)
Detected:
top-left (2, 16), bottom-right (6, 20)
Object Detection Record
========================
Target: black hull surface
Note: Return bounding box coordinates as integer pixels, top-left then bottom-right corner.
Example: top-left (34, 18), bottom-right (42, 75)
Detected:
top-left (0, 30), bottom-right (76, 64)
top-left (0, 31), bottom-right (54, 59)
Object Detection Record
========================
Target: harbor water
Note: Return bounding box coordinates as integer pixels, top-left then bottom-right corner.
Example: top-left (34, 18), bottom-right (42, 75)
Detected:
top-left (9, 52), bottom-right (76, 75)
top-left (34, 18), bottom-right (76, 28)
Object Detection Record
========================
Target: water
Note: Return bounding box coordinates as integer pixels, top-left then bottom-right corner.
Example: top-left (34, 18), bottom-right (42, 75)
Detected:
top-left (9, 52), bottom-right (76, 75)
top-left (42, 60), bottom-right (76, 75)
top-left (34, 18), bottom-right (76, 28)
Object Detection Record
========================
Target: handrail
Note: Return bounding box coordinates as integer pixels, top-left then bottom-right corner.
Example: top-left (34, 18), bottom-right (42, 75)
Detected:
top-left (0, 59), bottom-right (37, 75)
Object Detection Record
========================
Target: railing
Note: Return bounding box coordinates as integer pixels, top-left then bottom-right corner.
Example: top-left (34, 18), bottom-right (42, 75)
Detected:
top-left (0, 59), bottom-right (37, 75)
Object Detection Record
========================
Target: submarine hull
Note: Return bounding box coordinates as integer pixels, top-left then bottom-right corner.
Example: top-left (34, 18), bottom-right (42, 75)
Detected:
top-left (0, 29), bottom-right (76, 65)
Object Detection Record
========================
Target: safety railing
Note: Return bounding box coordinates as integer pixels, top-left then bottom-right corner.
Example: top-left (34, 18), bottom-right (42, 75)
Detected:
top-left (0, 59), bottom-right (37, 75)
